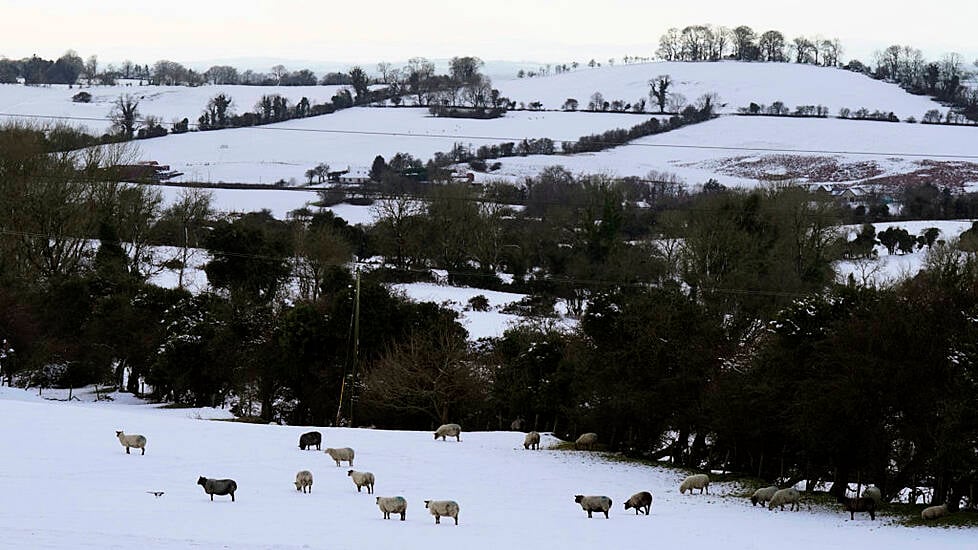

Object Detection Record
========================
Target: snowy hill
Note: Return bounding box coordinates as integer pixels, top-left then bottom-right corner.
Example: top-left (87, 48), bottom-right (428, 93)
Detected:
top-left (496, 61), bottom-right (944, 118)
top-left (0, 388), bottom-right (973, 549)
top-left (134, 107), bottom-right (652, 184)
top-left (482, 115), bottom-right (978, 186)
top-left (0, 82), bottom-right (350, 133)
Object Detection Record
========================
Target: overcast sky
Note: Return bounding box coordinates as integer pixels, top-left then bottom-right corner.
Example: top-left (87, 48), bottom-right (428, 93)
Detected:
top-left (2, 0), bottom-right (976, 68)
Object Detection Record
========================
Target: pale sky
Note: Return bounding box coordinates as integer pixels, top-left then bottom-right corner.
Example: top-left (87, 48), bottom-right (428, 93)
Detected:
top-left (2, 0), bottom-right (976, 68)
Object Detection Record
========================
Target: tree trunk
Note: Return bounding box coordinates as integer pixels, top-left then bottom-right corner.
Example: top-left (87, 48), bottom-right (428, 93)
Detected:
top-left (829, 466), bottom-right (850, 499)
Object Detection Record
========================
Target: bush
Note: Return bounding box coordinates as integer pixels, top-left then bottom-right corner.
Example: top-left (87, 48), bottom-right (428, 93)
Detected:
top-left (467, 295), bottom-right (491, 312)
top-left (71, 91), bottom-right (92, 103)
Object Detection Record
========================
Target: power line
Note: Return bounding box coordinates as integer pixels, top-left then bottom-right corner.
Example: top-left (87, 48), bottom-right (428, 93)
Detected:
top-left (3, 110), bottom-right (978, 160)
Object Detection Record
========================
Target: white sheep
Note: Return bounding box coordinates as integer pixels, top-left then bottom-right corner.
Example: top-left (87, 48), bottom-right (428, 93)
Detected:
top-left (862, 486), bottom-right (882, 506)
top-left (376, 496), bottom-right (407, 520)
top-left (425, 499), bottom-right (460, 525)
top-left (348, 469), bottom-right (375, 494)
top-left (624, 491), bottom-right (653, 515)
top-left (679, 474), bottom-right (710, 494)
top-left (115, 430), bottom-right (147, 455)
top-left (921, 503), bottom-right (949, 520)
top-left (294, 470), bottom-right (313, 493)
top-left (575, 432), bottom-right (598, 451)
top-left (324, 447), bottom-right (354, 467)
top-left (750, 485), bottom-right (778, 507)
top-left (434, 424), bottom-right (462, 441)
top-left (523, 431), bottom-right (541, 450)
top-left (768, 488), bottom-right (801, 511)
top-left (575, 494), bottom-right (613, 518)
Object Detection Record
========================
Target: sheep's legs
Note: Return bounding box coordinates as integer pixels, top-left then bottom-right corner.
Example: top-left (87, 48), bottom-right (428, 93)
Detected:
top-left (141, 447), bottom-right (145, 455)
top-left (126, 447), bottom-right (130, 454)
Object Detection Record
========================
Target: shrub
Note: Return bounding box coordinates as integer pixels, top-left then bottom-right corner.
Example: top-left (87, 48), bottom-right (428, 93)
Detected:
top-left (467, 295), bottom-right (491, 312)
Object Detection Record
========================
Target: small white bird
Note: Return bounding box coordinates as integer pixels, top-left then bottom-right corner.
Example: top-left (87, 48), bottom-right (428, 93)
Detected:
top-left (147, 491), bottom-right (165, 498)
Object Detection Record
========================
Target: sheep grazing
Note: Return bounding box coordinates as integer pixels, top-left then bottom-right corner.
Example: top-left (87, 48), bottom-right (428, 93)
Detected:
top-left (348, 470), bottom-right (375, 494)
top-left (115, 430), bottom-right (147, 455)
top-left (434, 424), bottom-right (462, 441)
top-left (197, 476), bottom-right (237, 502)
top-left (921, 503), bottom-right (949, 520)
top-left (324, 447), bottom-right (355, 467)
top-left (679, 474), bottom-right (710, 495)
top-left (750, 486), bottom-right (778, 507)
top-left (768, 488), bottom-right (801, 511)
top-left (294, 470), bottom-right (313, 493)
top-left (523, 431), bottom-right (541, 450)
top-left (623, 491), bottom-right (653, 515)
top-left (298, 431), bottom-right (322, 451)
top-left (425, 500), bottom-right (460, 525)
top-left (376, 496), bottom-right (407, 520)
top-left (862, 486), bottom-right (882, 506)
top-left (574, 495), bottom-right (613, 519)
top-left (836, 495), bottom-right (876, 520)
top-left (574, 432), bottom-right (598, 451)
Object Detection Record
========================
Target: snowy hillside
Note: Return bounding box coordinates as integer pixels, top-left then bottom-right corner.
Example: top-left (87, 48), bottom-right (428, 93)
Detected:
top-left (483, 116), bottom-right (978, 186)
top-left (133, 107), bottom-right (656, 184)
top-left (0, 82), bottom-right (350, 133)
top-left (0, 388), bottom-right (973, 549)
top-left (496, 61), bottom-right (945, 118)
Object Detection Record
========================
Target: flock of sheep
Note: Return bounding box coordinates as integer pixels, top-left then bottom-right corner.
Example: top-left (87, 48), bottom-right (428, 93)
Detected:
top-left (115, 426), bottom-right (954, 524)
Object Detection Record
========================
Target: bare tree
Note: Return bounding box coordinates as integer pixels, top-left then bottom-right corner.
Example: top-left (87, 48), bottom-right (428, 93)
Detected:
top-left (120, 59), bottom-right (134, 79)
top-left (162, 188), bottom-right (213, 290)
top-left (371, 196), bottom-right (426, 269)
top-left (657, 28), bottom-right (682, 61)
top-left (110, 94), bottom-right (140, 138)
top-left (362, 325), bottom-right (483, 425)
top-left (649, 75), bottom-right (672, 113)
top-left (292, 221), bottom-right (352, 302)
top-left (84, 55), bottom-right (98, 85)
top-left (271, 64), bottom-right (287, 85)
top-left (376, 61), bottom-right (392, 84)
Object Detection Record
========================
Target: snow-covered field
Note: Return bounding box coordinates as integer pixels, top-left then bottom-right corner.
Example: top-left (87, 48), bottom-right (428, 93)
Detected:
top-left (392, 282), bottom-right (544, 340)
top-left (484, 115), bottom-right (978, 186)
top-left (133, 107), bottom-right (655, 184)
top-left (150, 184), bottom-right (321, 219)
top-left (497, 61), bottom-right (945, 118)
top-left (0, 82), bottom-right (350, 133)
top-left (0, 386), bottom-right (973, 549)
top-left (835, 219), bottom-right (977, 286)
top-left (4, 61), bottom-right (971, 190)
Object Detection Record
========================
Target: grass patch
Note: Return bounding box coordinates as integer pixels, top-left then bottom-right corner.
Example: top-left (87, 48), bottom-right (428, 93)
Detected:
top-left (892, 506), bottom-right (978, 528)
top-left (548, 441), bottom-right (609, 453)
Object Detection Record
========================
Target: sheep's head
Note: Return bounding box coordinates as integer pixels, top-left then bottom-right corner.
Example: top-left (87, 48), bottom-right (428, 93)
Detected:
top-left (424, 500), bottom-right (431, 508)
top-left (197, 476), bottom-right (207, 486)
top-left (574, 495), bottom-right (584, 503)
top-left (750, 495), bottom-right (759, 505)
top-left (295, 481), bottom-right (302, 491)
top-left (115, 430), bottom-right (123, 437)
top-left (347, 470), bottom-right (354, 477)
